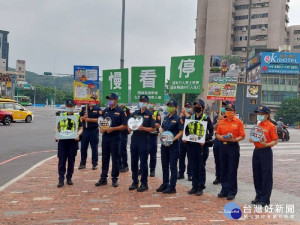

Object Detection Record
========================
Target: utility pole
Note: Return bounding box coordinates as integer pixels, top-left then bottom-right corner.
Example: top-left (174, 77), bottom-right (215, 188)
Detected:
top-left (245, 0), bottom-right (252, 83)
top-left (120, 0), bottom-right (125, 69)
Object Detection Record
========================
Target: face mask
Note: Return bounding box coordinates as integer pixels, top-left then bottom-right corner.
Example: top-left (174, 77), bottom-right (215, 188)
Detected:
top-left (139, 102), bottom-right (147, 109)
top-left (225, 111), bottom-right (235, 119)
top-left (221, 107), bottom-right (226, 114)
top-left (66, 107), bottom-right (73, 113)
top-left (108, 100), bottom-right (114, 107)
top-left (167, 106), bottom-right (175, 113)
top-left (194, 107), bottom-right (202, 113)
top-left (257, 115), bottom-right (266, 122)
top-left (185, 107), bottom-right (192, 113)
top-left (147, 104), bottom-right (154, 110)
top-left (90, 103), bottom-right (96, 107)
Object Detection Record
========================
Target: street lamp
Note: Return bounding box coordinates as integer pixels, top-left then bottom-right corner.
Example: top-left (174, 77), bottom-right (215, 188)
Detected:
top-left (120, 0), bottom-right (125, 69)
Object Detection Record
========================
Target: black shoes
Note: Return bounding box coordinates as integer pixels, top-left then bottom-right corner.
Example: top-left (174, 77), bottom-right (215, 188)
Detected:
top-left (188, 176), bottom-right (192, 181)
top-left (251, 198), bottom-right (259, 204)
top-left (112, 180), bottom-right (119, 188)
top-left (196, 188), bottom-right (203, 196)
top-left (66, 179), bottom-right (73, 185)
top-left (257, 202), bottom-right (268, 207)
top-left (188, 187), bottom-right (197, 195)
top-left (156, 184), bottom-right (168, 192)
top-left (163, 188), bottom-right (176, 194)
top-left (226, 195), bottom-right (235, 200)
top-left (120, 167), bottom-right (129, 172)
top-left (177, 174), bottom-right (184, 179)
top-left (95, 178), bottom-right (107, 186)
top-left (78, 164), bottom-right (86, 170)
top-left (92, 164), bottom-right (98, 170)
top-left (137, 184), bottom-right (149, 192)
top-left (218, 192), bottom-right (227, 198)
top-left (150, 170), bottom-right (155, 177)
top-left (129, 182), bottom-right (139, 190)
top-left (57, 181), bottom-right (64, 188)
top-left (213, 178), bottom-right (221, 185)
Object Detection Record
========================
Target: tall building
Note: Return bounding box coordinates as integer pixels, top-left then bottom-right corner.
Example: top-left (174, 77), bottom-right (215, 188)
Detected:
top-left (287, 25), bottom-right (300, 53)
top-left (195, 0), bottom-right (290, 100)
top-left (0, 30), bottom-right (9, 71)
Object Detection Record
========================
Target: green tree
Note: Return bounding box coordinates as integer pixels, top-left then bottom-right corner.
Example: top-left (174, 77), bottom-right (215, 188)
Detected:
top-left (276, 98), bottom-right (300, 125)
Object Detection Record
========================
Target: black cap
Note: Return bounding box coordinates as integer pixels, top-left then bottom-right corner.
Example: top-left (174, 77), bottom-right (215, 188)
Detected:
top-left (65, 99), bottom-right (75, 106)
top-left (255, 105), bottom-right (270, 114)
top-left (167, 100), bottom-right (178, 107)
top-left (225, 103), bottom-right (236, 110)
top-left (139, 95), bottom-right (149, 102)
top-left (106, 93), bottom-right (118, 100)
top-left (193, 99), bottom-right (205, 107)
top-left (184, 101), bottom-right (193, 107)
top-left (222, 100), bottom-right (230, 106)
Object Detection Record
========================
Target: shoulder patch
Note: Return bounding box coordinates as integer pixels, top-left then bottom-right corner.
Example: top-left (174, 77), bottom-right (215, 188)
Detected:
top-left (144, 115), bottom-right (149, 118)
top-left (171, 120), bottom-right (176, 123)
top-left (114, 112), bottom-right (120, 115)
top-left (157, 116), bottom-right (161, 120)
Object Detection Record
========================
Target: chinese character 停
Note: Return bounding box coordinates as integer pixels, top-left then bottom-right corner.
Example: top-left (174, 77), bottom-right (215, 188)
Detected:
top-left (178, 59), bottom-right (195, 78)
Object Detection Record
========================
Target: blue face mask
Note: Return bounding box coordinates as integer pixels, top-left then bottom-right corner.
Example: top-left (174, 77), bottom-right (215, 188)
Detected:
top-left (185, 107), bottom-right (192, 113)
top-left (108, 100), bottom-right (114, 107)
top-left (257, 115), bottom-right (266, 122)
top-left (139, 102), bottom-right (147, 109)
top-left (66, 107), bottom-right (74, 113)
top-left (147, 104), bottom-right (154, 110)
top-left (221, 107), bottom-right (226, 114)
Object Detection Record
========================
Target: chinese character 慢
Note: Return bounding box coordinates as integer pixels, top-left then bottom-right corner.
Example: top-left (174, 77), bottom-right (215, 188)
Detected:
top-left (178, 59), bottom-right (195, 78)
top-left (140, 70), bottom-right (157, 88)
top-left (109, 72), bottom-right (122, 90)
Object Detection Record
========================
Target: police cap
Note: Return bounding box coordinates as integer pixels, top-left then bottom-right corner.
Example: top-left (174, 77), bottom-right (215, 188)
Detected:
top-left (139, 95), bottom-right (149, 102)
top-left (106, 93), bottom-right (118, 100)
top-left (184, 101), bottom-right (193, 107)
top-left (65, 99), bottom-right (75, 107)
top-left (193, 99), bottom-right (205, 107)
top-left (255, 105), bottom-right (270, 114)
top-left (167, 100), bottom-right (178, 107)
top-left (225, 103), bottom-right (236, 110)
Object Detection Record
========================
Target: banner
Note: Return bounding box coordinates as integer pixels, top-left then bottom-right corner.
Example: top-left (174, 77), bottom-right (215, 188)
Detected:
top-left (102, 68), bottom-right (128, 103)
top-left (55, 115), bottom-right (78, 140)
top-left (131, 67), bottom-right (165, 103)
top-left (169, 55), bottom-right (204, 93)
top-left (246, 85), bottom-right (259, 98)
top-left (207, 55), bottom-right (240, 101)
top-left (73, 65), bottom-right (99, 104)
top-left (182, 119), bottom-right (207, 144)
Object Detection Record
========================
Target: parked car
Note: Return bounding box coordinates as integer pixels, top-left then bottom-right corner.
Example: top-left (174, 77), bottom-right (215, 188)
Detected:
top-left (0, 98), bottom-right (34, 123)
top-left (0, 109), bottom-right (13, 125)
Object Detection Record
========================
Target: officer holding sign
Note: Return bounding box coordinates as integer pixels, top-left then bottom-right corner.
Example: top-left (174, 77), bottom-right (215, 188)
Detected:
top-left (56, 100), bottom-right (83, 188)
top-left (184, 99), bottom-right (213, 196)
top-left (216, 104), bottom-right (245, 200)
top-left (128, 95), bottom-right (156, 192)
top-left (250, 106), bottom-right (278, 207)
top-left (95, 93), bottom-right (127, 188)
top-left (156, 100), bottom-right (183, 194)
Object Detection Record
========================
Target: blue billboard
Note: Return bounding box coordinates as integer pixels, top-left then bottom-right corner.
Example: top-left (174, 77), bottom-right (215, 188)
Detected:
top-left (260, 52), bottom-right (300, 74)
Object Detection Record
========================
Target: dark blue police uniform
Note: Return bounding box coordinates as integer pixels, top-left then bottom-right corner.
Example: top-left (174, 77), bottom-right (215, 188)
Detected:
top-left (160, 109), bottom-right (183, 192)
top-left (130, 109), bottom-right (155, 187)
top-left (100, 105), bottom-right (127, 182)
top-left (213, 115), bottom-right (221, 182)
top-left (79, 105), bottom-right (101, 167)
top-left (119, 106), bottom-right (131, 171)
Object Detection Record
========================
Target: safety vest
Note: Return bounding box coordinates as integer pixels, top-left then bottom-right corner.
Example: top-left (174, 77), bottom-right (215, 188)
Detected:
top-left (59, 112), bottom-right (79, 132)
top-left (153, 110), bottom-right (159, 120)
top-left (188, 113), bottom-right (206, 137)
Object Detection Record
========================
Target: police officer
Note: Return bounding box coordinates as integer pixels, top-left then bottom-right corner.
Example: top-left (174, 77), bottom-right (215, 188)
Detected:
top-left (56, 99), bottom-right (82, 188)
top-left (184, 99), bottom-right (213, 196)
top-left (95, 93), bottom-right (127, 188)
top-left (250, 106), bottom-right (278, 206)
top-left (78, 97), bottom-right (101, 170)
top-left (147, 101), bottom-right (161, 177)
top-left (212, 101), bottom-right (229, 185)
top-left (128, 95), bottom-right (156, 192)
top-left (119, 104), bottom-right (131, 172)
top-left (178, 101), bottom-right (193, 181)
top-left (156, 100), bottom-right (183, 194)
top-left (216, 103), bottom-right (245, 200)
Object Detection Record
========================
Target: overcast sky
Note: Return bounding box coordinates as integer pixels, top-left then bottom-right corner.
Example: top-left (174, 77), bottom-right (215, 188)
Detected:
top-left (1, 0), bottom-right (300, 76)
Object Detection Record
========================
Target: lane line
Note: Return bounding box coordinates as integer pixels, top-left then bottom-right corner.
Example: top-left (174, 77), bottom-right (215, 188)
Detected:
top-left (0, 155), bottom-right (56, 191)
top-left (0, 150), bottom-right (56, 165)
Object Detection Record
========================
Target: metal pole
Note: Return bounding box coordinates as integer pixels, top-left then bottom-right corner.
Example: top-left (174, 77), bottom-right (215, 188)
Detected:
top-left (120, 0), bottom-right (125, 69)
top-left (245, 0), bottom-right (252, 82)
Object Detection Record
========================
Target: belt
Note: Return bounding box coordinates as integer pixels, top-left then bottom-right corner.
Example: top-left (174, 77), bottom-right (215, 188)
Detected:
top-left (255, 147), bottom-right (271, 150)
top-left (222, 141), bottom-right (238, 145)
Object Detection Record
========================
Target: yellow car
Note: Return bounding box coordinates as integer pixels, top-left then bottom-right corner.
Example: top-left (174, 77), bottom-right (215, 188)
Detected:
top-left (0, 98), bottom-right (34, 123)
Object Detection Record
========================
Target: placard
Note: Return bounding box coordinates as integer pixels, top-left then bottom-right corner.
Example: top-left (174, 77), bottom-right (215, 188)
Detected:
top-left (182, 119), bottom-right (207, 144)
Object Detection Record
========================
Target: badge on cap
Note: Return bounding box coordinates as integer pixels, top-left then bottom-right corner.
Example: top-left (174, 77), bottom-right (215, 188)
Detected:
top-left (260, 106), bottom-right (263, 110)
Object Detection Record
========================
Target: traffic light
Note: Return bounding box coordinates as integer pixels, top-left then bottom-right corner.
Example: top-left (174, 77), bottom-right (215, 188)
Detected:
top-left (44, 72), bottom-right (52, 75)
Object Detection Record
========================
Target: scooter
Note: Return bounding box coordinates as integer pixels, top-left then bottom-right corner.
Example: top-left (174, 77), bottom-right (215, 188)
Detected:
top-left (277, 127), bottom-right (290, 141)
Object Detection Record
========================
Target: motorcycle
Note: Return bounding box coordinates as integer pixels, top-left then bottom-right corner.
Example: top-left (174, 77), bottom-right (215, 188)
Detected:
top-left (277, 127), bottom-right (290, 141)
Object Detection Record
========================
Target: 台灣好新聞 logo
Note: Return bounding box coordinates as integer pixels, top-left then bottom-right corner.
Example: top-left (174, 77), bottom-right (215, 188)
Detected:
top-left (223, 202), bottom-right (242, 220)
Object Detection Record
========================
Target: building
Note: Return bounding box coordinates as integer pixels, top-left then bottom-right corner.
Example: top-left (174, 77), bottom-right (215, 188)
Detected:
top-left (287, 25), bottom-right (300, 53)
top-left (195, 0), bottom-right (290, 100)
top-left (0, 30), bottom-right (9, 71)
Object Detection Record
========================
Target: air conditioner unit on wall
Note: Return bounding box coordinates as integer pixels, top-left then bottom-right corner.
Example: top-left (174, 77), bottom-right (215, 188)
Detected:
top-left (241, 48), bottom-right (246, 51)
top-left (242, 27), bottom-right (247, 32)
top-left (261, 27), bottom-right (266, 30)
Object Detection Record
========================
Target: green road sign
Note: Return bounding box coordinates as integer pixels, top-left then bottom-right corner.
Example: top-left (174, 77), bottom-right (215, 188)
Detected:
top-left (131, 67), bottom-right (165, 103)
top-left (169, 55), bottom-right (204, 94)
top-left (102, 68), bottom-right (128, 103)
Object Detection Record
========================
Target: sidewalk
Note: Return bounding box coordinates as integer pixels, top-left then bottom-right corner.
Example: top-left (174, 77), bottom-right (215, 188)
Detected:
top-left (0, 155), bottom-right (298, 225)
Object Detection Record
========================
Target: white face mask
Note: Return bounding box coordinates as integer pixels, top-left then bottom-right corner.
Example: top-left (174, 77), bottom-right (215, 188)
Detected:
top-left (66, 107), bottom-right (74, 113)
top-left (139, 102), bottom-right (147, 109)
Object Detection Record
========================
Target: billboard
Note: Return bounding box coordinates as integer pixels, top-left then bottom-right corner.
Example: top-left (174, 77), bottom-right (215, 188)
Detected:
top-left (246, 85), bottom-right (259, 98)
top-left (131, 66), bottom-right (165, 103)
top-left (207, 55), bottom-right (240, 101)
top-left (102, 68), bottom-right (128, 103)
top-left (261, 52), bottom-right (300, 74)
top-left (73, 65), bottom-right (100, 104)
top-left (169, 55), bottom-right (204, 93)
top-left (247, 65), bottom-right (261, 84)
top-left (16, 60), bottom-right (26, 74)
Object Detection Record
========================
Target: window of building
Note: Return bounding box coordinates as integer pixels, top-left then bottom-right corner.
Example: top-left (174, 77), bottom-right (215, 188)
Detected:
top-left (251, 24), bottom-right (268, 30)
top-left (249, 99), bottom-right (257, 105)
top-left (279, 78), bottom-right (285, 85)
top-left (235, 4), bottom-right (249, 10)
top-left (235, 15), bottom-right (249, 20)
top-left (248, 113), bottom-right (257, 123)
top-left (251, 13), bottom-right (268, 19)
top-left (234, 26), bottom-right (248, 31)
top-left (252, 2), bottom-right (269, 8)
top-left (250, 35), bottom-right (268, 40)
top-left (294, 30), bottom-right (300, 35)
top-left (294, 45), bottom-right (300, 49)
top-left (274, 78), bottom-right (279, 84)
top-left (267, 78), bottom-right (273, 84)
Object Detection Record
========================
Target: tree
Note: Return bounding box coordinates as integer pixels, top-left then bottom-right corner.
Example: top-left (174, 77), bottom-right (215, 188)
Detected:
top-left (276, 98), bottom-right (300, 125)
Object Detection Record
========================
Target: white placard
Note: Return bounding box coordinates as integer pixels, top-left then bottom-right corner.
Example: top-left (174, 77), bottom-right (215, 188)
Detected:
top-left (182, 119), bottom-right (207, 144)
top-left (55, 115), bottom-right (78, 140)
